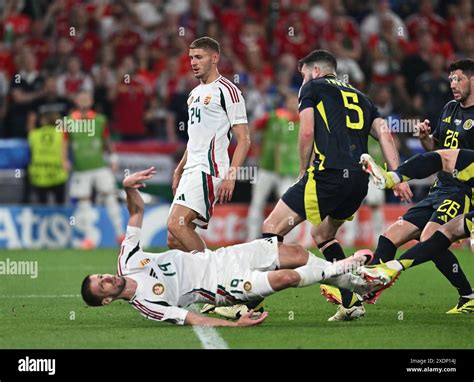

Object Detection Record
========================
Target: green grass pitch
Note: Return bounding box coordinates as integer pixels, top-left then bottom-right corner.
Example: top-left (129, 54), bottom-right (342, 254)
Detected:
top-left (0, 247), bottom-right (473, 349)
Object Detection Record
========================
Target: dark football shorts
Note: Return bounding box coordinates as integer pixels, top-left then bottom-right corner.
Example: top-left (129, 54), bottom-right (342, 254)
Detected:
top-left (281, 167), bottom-right (369, 225)
top-left (403, 188), bottom-right (471, 229)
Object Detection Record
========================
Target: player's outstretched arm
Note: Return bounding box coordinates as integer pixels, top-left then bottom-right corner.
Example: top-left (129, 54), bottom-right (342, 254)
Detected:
top-left (184, 310), bottom-right (268, 327)
top-left (123, 167), bottom-right (157, 228)
top-left (298, 108), bottom-right (315, 178)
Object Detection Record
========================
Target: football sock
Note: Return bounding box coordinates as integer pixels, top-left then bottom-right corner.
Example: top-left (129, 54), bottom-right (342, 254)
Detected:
top-left (373, 235), bottom-right (398, 264)
top-left (394, 152), bottom-right (442, 182)
top-left (398, 231), bottom-right (451, 268)
top-left (433, 249), bottom-right (473, 297)
top-left (253, 272), bottom-right (274, 297)
top-left (318, 240), bottom-right (356, 307)
top-left (295, 255), bottom-right (330, 287)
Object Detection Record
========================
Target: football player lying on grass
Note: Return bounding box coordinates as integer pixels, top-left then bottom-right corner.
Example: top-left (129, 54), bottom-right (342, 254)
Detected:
top-left (80, 167), bottom-right (390, 327)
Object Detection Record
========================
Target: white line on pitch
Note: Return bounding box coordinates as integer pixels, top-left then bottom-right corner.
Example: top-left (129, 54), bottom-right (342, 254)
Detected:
top-left (190, 305), bottom-right (229, 349)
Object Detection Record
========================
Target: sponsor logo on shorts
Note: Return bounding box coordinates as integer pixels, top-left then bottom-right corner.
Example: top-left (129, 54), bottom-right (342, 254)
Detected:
top-left (243, 281), bottom-right (252, 292)
top-left (152, 283), bottom-right (165, 295)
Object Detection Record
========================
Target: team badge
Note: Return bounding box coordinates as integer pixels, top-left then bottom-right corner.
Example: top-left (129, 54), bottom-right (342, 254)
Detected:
top-left (187, 96), bottom-right (194, 106)
top-left (204, 95), bottom-right (212, 105)
top-left (243, 281), bottom-right (252, 292)
top-left (152, 283), bottom-right (165, 295)
top-left (139, 258), bottom-right (150, 267)
top-left (463, 119), bottom-right (473, 130)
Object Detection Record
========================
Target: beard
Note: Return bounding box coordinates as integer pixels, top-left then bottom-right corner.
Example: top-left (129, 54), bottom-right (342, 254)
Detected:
top-left (112, 276), bottom-right (126, 298)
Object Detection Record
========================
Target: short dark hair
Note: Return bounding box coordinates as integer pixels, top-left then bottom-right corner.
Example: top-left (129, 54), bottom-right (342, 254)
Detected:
top-left (81, 275), bottom-right (103, 307)
top-left (448, 59), bottom-right (474, 77)
top-left (189, 37), bottom-right (220, 54)
top-left (298, 50), bottom-right (337, 72)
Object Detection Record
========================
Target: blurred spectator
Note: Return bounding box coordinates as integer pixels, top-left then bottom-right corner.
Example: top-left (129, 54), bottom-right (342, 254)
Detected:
top-left (413, 54), bottom-right (451, 124)
top-left (91, 45), bottom-right (116, 117)
top-left (27, 76), bottom-right (72, 132)
top-left (27, 111), bottom-right (68, 205)
top-left (42, 36), bottom-right (74, 75)
top-left (56, 55), bottom-right (93, 100)
top-left (109, 15), bottom-right (142, 62)
top-left (109, 56), bottom-right (149, 140)
top-left (406, 0), bottom-right (448, 41)
top-left (68, 91), bottom-right (124, 249)
top-left (69, 5), bottom-right (101, 72)
top-left (360, 0), bottom-right (408, 43)
top-left (366, 14), bottom-right (404, 85)
top-left (321, 7), bottom-right (361, 62)
top-left (4, 50), bottom-right (42, 138)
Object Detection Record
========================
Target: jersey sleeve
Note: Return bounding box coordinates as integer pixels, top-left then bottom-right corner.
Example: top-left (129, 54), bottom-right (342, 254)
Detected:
top-left (368, 98), bottom-right (380, 125)
top-left (131, 299), bottom-right (189, 325)
top-left (431, 102), bottom-right (453, 146)
top-left (224, 89), bottom-right (248, 126)
top-left (298, 81), bottom-right (316, 112)
top-left (117, 226), bottom-right (142, 276)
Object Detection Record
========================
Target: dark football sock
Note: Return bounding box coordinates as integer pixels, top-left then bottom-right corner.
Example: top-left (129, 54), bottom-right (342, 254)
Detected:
top-left (318, 240), bottom-right (357, 307)
top-left (433, 249), bottom-right (473, 297)
top-left (395, 152), bottom-right (443, 181)
top-left (398, 231), bottom-right (452, 269)
top-left (262, 233), bottom-right (283, 242)
top-left (373, 235), bottom-right (398, 264)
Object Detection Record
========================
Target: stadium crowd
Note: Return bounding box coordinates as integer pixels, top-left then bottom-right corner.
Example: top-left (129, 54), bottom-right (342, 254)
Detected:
top-left (0, 0), bottom-right (472, 203)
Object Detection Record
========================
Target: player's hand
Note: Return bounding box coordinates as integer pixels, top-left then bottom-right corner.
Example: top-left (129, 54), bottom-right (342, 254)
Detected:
top-left (416, 119), bottom-right (431, 140)
top-left (172, 171), bottom-right (182, 196)
top-left (123, 167), bottom-right (156, 189)
top-left (217, 178), bottom-right (236, 204)
top-left (393, 182), bottom-right (413, 202)
top-left (236, 309), bottom-right (268, 327)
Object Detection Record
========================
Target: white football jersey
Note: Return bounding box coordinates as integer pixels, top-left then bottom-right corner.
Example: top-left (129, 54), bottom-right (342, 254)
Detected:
top-left (184, 75), bottom-right (248, 178)
top-left (117, 226), bottom-right (219, 325)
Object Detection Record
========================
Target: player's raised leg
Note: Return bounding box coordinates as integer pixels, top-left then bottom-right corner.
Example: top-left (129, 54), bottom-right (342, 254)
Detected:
top-left (361, 149), bottom-right (474, 190)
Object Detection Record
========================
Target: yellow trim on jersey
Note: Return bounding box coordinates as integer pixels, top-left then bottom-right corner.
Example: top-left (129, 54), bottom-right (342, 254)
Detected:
top-left (316, 101), bottom-right (330, 132)
top-left (304, 166), bottom-right (322, 226)
top-left (313, 142), bottom-right (326, 171)
top-left (463, 195), bottom-right (470, 215)
top-left (465, 215), bottom-right (473, 236)
top-left (456, 163), bottom-right (474, 184)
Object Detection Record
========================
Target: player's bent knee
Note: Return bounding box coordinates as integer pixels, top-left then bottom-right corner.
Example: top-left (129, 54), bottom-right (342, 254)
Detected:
top-left (277, 271), bottom-right (300, 288)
